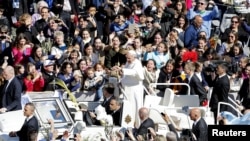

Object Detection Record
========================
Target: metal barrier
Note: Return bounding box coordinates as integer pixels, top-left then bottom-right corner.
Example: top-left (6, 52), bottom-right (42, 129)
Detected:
top-left (149, 83), bottom-right (191, 95)
top-left (217, 101), bottom-right (243, 124)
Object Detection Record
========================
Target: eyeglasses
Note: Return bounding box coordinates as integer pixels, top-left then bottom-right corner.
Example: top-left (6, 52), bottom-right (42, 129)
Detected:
top-left (198, 2), bottom-right (204, 5)
top-left (146, 20), bottom-right (153, 23)
top-left (228, 36), bottom-right (234, 38)
top-left (231, 21), bottom-right (238, 23)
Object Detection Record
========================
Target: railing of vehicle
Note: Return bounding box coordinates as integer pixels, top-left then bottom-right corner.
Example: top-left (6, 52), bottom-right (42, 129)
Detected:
top-left (217, 101), bottom-right (243, 125)
top-left (149, 83), bottom-right (191, 95)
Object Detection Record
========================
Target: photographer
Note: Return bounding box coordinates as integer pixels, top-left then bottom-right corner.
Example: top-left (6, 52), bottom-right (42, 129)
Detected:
top-left (0, 25), bottom-right (13, 66)
top-left (75, 6), bottom-right (97, 39)
top-left (43, 17), bottom-right (69, 41)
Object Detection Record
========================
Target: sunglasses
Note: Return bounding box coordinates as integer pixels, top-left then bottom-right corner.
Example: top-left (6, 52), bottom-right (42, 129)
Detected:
top-left (198, 2), bottom-right (205, 5)
top-left (0, 32), bottom-right (7, 34)
top-left (146, 20), bottom-right (153, 23)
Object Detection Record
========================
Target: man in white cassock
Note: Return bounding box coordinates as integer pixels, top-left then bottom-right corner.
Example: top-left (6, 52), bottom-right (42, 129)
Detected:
top-left (118, 50), bottom-right (144, 128)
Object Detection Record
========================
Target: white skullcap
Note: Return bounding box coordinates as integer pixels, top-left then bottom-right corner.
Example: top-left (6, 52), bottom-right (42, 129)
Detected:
top-left (127, 50), bottom-right (137, 57)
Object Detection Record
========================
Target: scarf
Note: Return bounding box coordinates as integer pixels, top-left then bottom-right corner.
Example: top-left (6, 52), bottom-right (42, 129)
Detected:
top-left (143, 67), bottom-right (156, 86)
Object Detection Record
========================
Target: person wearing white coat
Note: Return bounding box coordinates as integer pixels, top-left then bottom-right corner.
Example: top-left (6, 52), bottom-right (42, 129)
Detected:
top-left (115, 50), bottom-right (144, 128)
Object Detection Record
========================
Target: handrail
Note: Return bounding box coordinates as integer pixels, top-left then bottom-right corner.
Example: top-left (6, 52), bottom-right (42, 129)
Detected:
top-left (143, 85), bottom-right (151, 96)
top-left (149, 83), bottom-right (191, 95)
top-left (217, 101), bottom-right (243, 125)
top-left (228, 96), bottom-right (242, 117)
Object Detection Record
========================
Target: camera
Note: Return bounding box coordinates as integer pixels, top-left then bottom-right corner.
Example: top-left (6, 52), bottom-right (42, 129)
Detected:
top-left (147, 129), bottom-right (152, 139)
top-left (54, 19), bottom-right (61, 23)
top-left (204, 63), bottom-right (217, 72)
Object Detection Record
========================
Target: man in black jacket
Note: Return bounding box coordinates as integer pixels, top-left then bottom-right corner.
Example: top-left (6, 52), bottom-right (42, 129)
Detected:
top-left (0, 66), bottom-right (22, 112)
top-left (184, 62), bottom-right (207, 105)
top-left (9, 102), bottom-right (39, 141)
top-left (135, 107), bottom-right (155, 136)
top-left (108, 97), bottom-right (122, 126)
top-left (190, 108), bottom-right (208, 141)
top-left (209, 63), bottom-right (230, 124)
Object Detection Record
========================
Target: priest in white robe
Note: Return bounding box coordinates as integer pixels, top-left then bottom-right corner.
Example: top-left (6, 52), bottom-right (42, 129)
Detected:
top-left (115, 50), bottom-right (144, 128)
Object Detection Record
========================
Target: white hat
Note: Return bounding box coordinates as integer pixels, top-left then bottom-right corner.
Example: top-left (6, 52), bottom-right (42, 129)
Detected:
top-left (95, 105), bottom-right (107, 120)
top-left (43, 60), bottom-right (55, 67)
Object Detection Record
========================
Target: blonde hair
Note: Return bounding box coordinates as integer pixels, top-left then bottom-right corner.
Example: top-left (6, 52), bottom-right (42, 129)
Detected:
top-left (19, 13), bottom-right (31, 25)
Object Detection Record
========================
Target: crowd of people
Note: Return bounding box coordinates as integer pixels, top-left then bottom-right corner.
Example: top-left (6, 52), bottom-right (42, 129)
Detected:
top-left (0, 0), bottom-right (250, 140)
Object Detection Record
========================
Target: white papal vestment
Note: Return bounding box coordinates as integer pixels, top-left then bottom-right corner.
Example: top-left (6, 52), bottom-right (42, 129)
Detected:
top-left (121, 59), bottom-right (144, 128)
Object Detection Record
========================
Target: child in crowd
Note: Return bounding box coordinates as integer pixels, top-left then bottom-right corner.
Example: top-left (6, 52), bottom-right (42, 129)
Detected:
top-left (69, 70), bottom-right (83, 92)
top-left (94, 63), bottom-right (106, 77)
top-left (83, 67), bottom-right (105, 101)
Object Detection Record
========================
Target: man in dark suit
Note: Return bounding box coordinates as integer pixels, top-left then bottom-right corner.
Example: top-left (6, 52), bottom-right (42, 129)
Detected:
top-left (0, 66), bottom-right (22, 113)
top-left (209, 63), bottom-right (230, 124)
top-left (135, 107), bottom-right (155, 136)
top-left (102, 83), bottom-right (115, 114)
top-left (184, 62), bottom-right (207, 106)
top-left (81, 83), bottom-right (115, 125)
top-left (108, 97), bottom-right (122, 126)
top-left (9, 102), bottom-right (39, 141)
top-left (190, 108), bottom-right (208, 141)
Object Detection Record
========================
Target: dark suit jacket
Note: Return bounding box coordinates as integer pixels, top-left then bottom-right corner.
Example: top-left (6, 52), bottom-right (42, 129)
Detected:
top-left (0, 77), bottom-right (22, 111)
top-left (102, 95), bottom-right (114, 115)
top-left (189, 74), bottom-right (207, 104)
top-left (111, 107), bottom-right (122, 126)
top-left (192, 118), bottom-right (208, 141)
top-left (16, 116), bottom-right (39, 141)
top-left (209, 74), bottom-right (230, 112)
top-left (136, 118), bottom-right (155, 136)
top-left (238, 78), bottom-right (250, 109)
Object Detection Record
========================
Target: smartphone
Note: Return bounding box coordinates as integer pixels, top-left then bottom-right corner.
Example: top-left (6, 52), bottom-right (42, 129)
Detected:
top-left (161, 112), bottom-right (165, 116)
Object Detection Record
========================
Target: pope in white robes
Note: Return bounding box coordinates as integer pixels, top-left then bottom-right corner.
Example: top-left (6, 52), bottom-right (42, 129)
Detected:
top-left (119, 50), bottom-right (144, 128)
